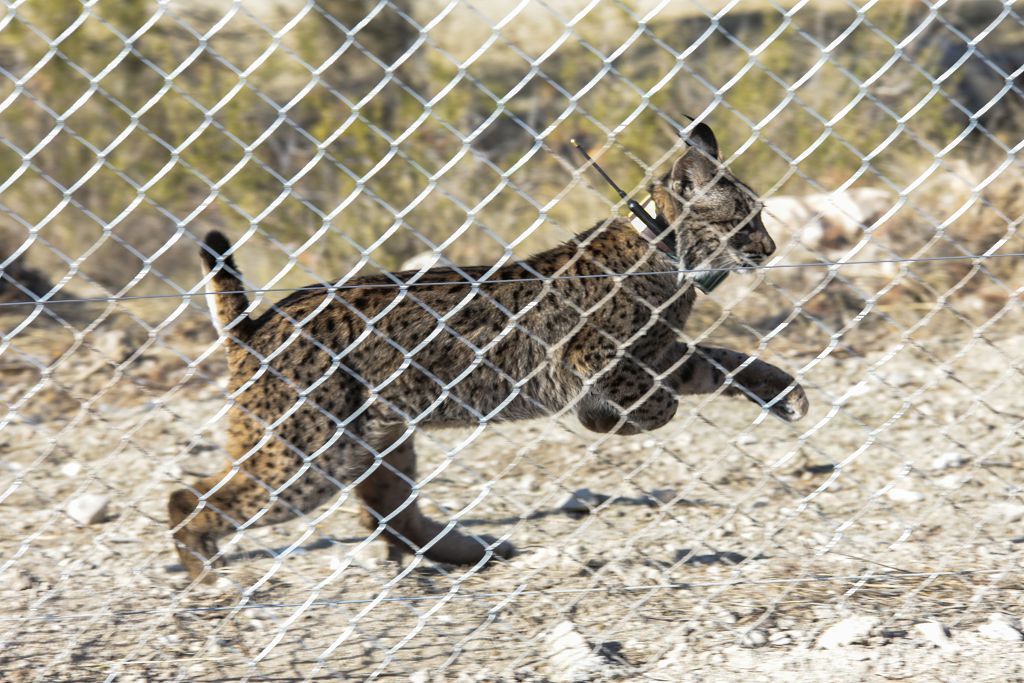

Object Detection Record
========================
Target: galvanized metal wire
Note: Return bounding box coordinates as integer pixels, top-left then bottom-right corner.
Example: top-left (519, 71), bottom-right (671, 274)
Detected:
top-left (1, 1), bottom-right (1022, 680)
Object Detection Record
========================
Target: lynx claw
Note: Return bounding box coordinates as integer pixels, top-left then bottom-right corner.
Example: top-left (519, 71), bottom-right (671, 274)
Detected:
top-left (768, 384), bottom-right (808, 422)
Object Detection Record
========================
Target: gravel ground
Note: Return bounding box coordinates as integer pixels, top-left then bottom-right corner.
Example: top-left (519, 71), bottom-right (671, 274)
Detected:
top-left (1, 314), bottom-right (1023, 681)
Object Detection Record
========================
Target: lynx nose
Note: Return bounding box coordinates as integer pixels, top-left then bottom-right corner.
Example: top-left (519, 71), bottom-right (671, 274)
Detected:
top-left (734, 224), bottom-right (775, 263)
top-left (750, 230), bottom-right (776, 258)
top-left (741, 213), bottom-right (775, 261)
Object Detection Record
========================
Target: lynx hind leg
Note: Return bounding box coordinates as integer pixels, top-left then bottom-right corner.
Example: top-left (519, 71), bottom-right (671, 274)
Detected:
top-left (168, 442), bottom-right (344, 583)
top-left (169, 469), bottom-right (269, 584)
top-left (355, 433), bottom-right (514, 565)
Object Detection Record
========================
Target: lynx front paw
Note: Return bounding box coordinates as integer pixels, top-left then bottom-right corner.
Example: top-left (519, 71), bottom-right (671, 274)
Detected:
top-left (767, 383), bottom-right (808, 422)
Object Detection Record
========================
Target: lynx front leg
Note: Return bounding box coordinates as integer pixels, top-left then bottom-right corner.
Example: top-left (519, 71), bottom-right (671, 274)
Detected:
top-left (574, 361), bottom-right (680, 434)
top-left (672, 345), bottom-right (808, 421)
top-left (569, 331), bottom-right (680, 434)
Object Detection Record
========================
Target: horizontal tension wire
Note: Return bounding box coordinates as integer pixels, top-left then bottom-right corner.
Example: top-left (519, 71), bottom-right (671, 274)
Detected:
top-left (0, 250), bottom-right (1020, 310)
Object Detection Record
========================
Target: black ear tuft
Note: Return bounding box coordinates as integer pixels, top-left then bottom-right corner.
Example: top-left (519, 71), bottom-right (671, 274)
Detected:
top-left (681, 120), bottom-right (720, 160)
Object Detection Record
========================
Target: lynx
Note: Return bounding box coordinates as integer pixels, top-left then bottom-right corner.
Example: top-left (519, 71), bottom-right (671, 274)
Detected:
top-left (169, 123), bottom-right (808, 583)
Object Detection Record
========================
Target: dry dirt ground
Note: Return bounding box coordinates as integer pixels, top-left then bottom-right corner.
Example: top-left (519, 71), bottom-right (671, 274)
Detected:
top-left (1, 310), bottom-right (1023, 681)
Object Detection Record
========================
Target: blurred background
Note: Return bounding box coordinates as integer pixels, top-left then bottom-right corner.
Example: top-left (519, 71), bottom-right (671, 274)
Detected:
top-left (2, 0), bottom-right (1021, 343)
top-left (1, 2), bottom-right (1023, 679)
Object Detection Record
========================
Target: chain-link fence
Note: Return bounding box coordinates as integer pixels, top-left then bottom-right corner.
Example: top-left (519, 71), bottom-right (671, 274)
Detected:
top-left (1, 0), bottom-right (1023, 680)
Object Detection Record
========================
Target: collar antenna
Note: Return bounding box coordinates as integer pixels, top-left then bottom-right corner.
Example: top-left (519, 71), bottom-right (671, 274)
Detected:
top-left (569, 138), bottom-right (727, 294)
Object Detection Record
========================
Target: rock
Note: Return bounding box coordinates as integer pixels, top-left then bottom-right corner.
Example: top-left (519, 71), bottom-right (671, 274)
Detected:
top-left (332, 543), bottom-right (394, 572)
top-left (931, 451), bottom-right (967, 470)
top-left (763, 189), bottom-right (892, 252)
top-left (518, 475), bottom-right (539, 492)
top-left (886, 488), bottom-right (924, 504)
top-left (559, 488), bottom-right (608, 515)
top-left (157, 461), bottom-right (184, 481)
top-left (6, 570), bottom-right (33, 591)
top-left (978, 613), bottom-right (1023, 641)
top-left (66, 494), bottom-right (109, 525)
top-left (736, 433), bottom-right (758, 446)
top-left (816, 615), bottom-right (879, 649)
top-left (194, 576), bottom-right (238, 597)
top-left (60, 461), bottom-right (83, 477)
top-left (994, 503), bottom-right (1024, 523)
top-left (400, 251), bottom-right (440, 272)
top-left (409, 671), bottom-right (430, 683)
top-left (654, 642), bottom-right (687, 668)
top-left (94, 329), bottom-right (137, 363)
top-left (646, 488), bottom-right (677, 505)
top-left (186, 441), bottom-right (218, 455)
top-left (914, 621), bottom-right (957, 651)
top-left (519, 547), bottom-right (575, 572)
top-left (742, 629), bottom-right (768, 647)
top-left (935, 474), bottom-right (964, 490)
top-left (544, 621), bottom-right (608, 682)
top-left (768, 631), bottom-right (793, 646)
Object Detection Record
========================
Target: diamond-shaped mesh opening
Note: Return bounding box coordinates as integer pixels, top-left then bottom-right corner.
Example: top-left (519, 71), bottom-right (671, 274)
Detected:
top-left (2, 2), bottom-right (1024, 680)
top-left (422, 2), bottom-right (502, 65)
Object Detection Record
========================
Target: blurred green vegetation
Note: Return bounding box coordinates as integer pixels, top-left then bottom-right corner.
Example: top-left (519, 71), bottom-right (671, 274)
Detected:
top-left (0, 0), bottom-right (1020, 317)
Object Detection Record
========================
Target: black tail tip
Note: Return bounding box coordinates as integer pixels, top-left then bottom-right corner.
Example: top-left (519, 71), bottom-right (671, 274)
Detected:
top-left (200, 231), bottom-right (237, 271)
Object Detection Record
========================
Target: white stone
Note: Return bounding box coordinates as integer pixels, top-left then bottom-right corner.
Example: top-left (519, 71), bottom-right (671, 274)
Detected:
top-left (544, 621), bottom-right (607, 682)
top-left (559, 488), bottom-right (608, 514)
top-left (978, 613), bottom-right (1023, 641)
top-left (736, 433), bottom-right (758, 446)
top-left (885, 372), bottom-right (913, 387)
top-left (994, 503), bottom-right (1024, 524)
top-left (914, 621), bottom-right (957, 651)
top-left (931, 451), bottom-right (967, 470)
top-left (816, 615), bottom-right (879, 649)
top-left (158, 461), bottom-right (184, 481)
top-left (204, 576), bottom-right (238, 595)
top-left (742, 629), bottom-right (767, 647)
top-left (518, 547), bottom-right (562, 572)
top-left (332, 543), bottom-right (393, 572)
top-left (66, 494), bottom-right (109, 525)
top-left (768, 631), bottom-right (793, 646)
top-left (6, 570), bottom-right (33, 591)
top-left (94, 329), bottom-right (135, 362)
top-left (935, 474), bottom-right (964, 490)
top-left (886, 488), bottom-right (924, 504)
top-left (409, 671), bottom-right (430, 683)
top-left (60, 461), bottom-right (83, 477)
top-left (399, 251), bottom-right (441, 272)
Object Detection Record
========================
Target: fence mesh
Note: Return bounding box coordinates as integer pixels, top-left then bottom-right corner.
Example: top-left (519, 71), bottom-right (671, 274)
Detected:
top-left (1, 0), bottom-right (1023, 680)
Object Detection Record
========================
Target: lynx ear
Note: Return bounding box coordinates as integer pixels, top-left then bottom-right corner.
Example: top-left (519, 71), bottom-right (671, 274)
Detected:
top-left (681, 120), bottom-right (720, 161)
top-left (669, 145), bottom-right (717, 191)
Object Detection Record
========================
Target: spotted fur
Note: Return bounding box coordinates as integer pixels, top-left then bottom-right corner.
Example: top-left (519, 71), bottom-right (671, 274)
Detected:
top-left (169, 126), bottom-right (808, 583)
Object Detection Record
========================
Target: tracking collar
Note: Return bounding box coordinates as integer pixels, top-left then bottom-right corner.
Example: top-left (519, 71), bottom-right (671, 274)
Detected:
top-left (571, 138), bottom-right (728, 294)
top-left (627, 214), bottom-right (728, 294)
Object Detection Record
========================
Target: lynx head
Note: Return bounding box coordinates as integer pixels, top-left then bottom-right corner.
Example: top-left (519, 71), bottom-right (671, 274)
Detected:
top-left (649, 122), bottom-right (775, 272)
